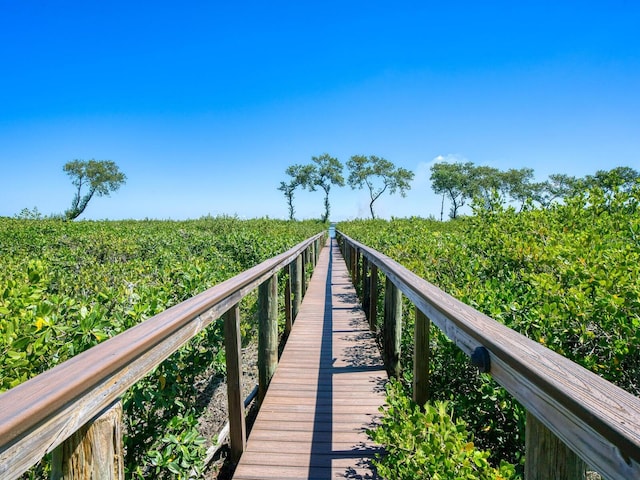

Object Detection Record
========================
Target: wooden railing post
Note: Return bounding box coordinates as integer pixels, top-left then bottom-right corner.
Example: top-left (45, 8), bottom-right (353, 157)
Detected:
top-left (413, 308), bottom-right (430, 407)
top-left (362, 257), bottom-right (371, 319)
top-left (361, 253), bottom-right (368, 294)
top-left (292, 255), bottom-right (302, 321)
top-left (383, 276), bottom-right (402, 378)
top-left (301, 249), bottom-right (307, 296)
top-left (368, 263), bottom-right (378, 332)
top-left (258, 273), bottom-right (278, 403)
top-left (223, 304), bottom-right (246, 462)
top-left (284, 266), bottom-right (293, 336)
top-left (525, 412), bottom-right (586, 480)
top-left (350, 246), bottom-right (357, 278)
top-left (343, 242), bottom-right (349, 273)
top-left (51, 400), bottom-right (124, 480)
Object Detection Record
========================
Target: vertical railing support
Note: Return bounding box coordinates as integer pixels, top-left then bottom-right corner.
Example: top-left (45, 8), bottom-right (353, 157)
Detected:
top-left (284, 266), bottom-right (293, 336)
top-left (292, 254), bottom-right (302, 321)
top-left (223, 304), bottom-right (246, 462)
top-left (383, 276), bottom-right (402, 378)
top-left (413, 308), bottom-right (430, 407)
top-left (301, 249), bottom-right (307, 296)
top-left (362, 257), bottom-right (371, 319)
top-left (51, 400), bottom-right (124, 480)
top-left (350, 246), bottom-right (357, 279)
top-left (525, 413), bottom-right (586, 480)
top-left (258, 273), bottom-right (278, 403)
top-left (368, 263), bottom-right (378, 332)
top-left (343, 243), bottom-right (349, 275)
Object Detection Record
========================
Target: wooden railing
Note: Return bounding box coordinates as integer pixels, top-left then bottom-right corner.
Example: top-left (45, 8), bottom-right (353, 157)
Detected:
top-left (0, 232), bottom-right (326, 480)
top-left (337, 231), bottom-right (640, 480)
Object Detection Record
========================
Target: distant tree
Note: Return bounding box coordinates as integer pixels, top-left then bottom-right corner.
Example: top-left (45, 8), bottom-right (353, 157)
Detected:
top-left (430, 161), bottom-right (475, 220)
top-left (584, 166), bottom-right (639, 194)
top-left (347, 155), bottom-right (414, 219)
top-left (14, 206), bottom-right (43, 220)
top-left (537, 173), bottom-right (579, 207)
top-left (500, 167), bottom-right (537, 210)
top-left (467, 165), bottom-right (504, 210)
top-left (63, 159), bottom-right (126, 220)
top-left (278, 164), bottom-right (315, 220)
top-left (306, 154), bottom-right (344, 223)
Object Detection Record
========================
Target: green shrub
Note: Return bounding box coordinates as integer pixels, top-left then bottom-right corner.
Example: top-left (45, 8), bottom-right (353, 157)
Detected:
top-left (369, 380), bottom-right (518, 480)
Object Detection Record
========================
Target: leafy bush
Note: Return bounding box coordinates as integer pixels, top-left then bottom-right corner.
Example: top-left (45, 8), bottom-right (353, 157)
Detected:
top-left (340, 184), bottom-right (640, 475)
top-left (0, 217), bottom-right (324, 478)
top-left (369, 380), bottom-right (518, 480)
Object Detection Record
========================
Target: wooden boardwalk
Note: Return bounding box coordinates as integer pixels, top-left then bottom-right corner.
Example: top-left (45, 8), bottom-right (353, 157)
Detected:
top-left (233, 238), bottom-right (387, 479)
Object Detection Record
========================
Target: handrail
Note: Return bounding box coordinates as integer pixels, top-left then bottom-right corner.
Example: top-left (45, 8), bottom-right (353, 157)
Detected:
top-left (337, 230), bottom-right (640, 480)
top-left (0, 231), bottom-right (325, 479)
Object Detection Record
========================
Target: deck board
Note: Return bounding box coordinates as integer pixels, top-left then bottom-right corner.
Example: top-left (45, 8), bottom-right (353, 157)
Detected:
top-left (232, 238), bottom-right (386, 479)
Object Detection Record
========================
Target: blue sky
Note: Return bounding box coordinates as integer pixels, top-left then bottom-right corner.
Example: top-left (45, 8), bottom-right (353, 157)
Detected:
top-left (1, 1), bottom-right (639, 220)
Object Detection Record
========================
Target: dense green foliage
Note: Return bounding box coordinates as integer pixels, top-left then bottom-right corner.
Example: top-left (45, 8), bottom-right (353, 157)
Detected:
top-left (0, 216), bottom-right (323, 478)
top-left (339, 184), bottom-right (640, 473)
top-left (369, 380), bottom-right (517, 480)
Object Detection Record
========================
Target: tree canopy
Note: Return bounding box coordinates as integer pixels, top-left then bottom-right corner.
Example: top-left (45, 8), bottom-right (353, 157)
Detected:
top-left (347, 155), bottom-right (414, 219)
top-left (277, 164), bottom-right (315, 220)
top-left (307, 154), bottom-right (344, 223)
top-left (63, 159), bottom-right (126, 220)
top-left (429, 161), bottom-right (475, 220)
top-left (430, 159), bottom-right (639, 219)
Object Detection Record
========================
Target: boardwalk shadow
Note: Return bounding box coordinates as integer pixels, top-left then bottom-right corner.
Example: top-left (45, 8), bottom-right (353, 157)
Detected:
top-left (308, 241), bottom-right (387, 479)
top-left (333, 292), bottom-right (362, 314)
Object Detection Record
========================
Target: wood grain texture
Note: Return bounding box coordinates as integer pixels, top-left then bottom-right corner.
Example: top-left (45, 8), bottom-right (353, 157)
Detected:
top-left (0, 233), bottom-right (325, 480)
top-left (413, 308), bottom-right (430, 406)
top-left (224, 305), bottom-right (246, 463)
top-left (526, 412), bottom-right (586, 480)
top-left (383, 277), bottom-right (402, 378)
top-left (337, 231), bottom-right (640, 480)
top-left (233, 238), bottom-right (387, 480)
top-left (51, 401), bottom-right (124, 480)
top-left (258, 273), bottom-right (278, 403)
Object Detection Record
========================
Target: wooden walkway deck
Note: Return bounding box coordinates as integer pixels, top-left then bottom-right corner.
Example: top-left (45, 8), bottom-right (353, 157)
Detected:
top-left (233, 238), bottom-right (387, 479)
